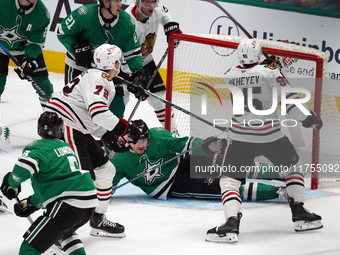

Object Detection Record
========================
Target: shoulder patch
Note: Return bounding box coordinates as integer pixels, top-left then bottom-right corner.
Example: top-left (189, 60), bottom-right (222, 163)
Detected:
top-left (266, 64), bottom-right (277, 70)
top-left (46, 10), bottom-right (50, 20)
top-left (78, 6), bottom-right (88, 16)
top-left (27, 140), bottom-right (38, 147)
top-left (130, 15), bottom-right (135, 26)
top-left (101, 72), bottom-right (112, 81)
top-left (154, 127), bottom-right (165, 131)
top-left (162, 5), bottom-right (169, 13)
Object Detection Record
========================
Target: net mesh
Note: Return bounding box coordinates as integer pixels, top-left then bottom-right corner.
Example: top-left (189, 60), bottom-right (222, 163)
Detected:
top-left (166, 34), bottom-right (340, 188)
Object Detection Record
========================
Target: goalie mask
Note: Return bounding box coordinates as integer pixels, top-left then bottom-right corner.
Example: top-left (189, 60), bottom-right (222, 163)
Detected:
top-left (131, 119), bottom-right (150, 140)
top-left (93, 44), bottom-right (123, 72)
top-left (237, 38), bottom-right (262, 66)
top-left (38, 112), bottom-right (64, 139)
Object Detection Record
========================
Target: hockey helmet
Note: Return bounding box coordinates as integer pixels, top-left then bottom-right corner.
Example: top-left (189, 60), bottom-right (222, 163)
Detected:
top-left (93, 44), bottom-right (123, 71)
top-left (131, 119), bottom-right (150, 140)
top-left (237, 38), bottom-right (262, 66)
top-left (37, 112), bottom-right (64, 138)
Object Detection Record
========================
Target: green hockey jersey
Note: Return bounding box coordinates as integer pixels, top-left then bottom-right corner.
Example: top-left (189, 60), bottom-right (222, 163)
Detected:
top-left (111, 127), bottom-right (206, 199)
top-left (57, 4), bottom-right (142, 73)
top-left (8, 139), bottom-right (98, 209)
top-left (0, 0), bottom-right (50, 57)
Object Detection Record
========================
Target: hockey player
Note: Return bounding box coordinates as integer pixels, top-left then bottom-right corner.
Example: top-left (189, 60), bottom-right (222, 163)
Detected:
top-left (45, 44), bottom-right (141, 238)
top-left (0, 0), bottom-right (54, 108)
top-left (57, 0), bottom-right (144, 118)
top-left (0, 124), bottom-right (12, 152)
top-left (125, 0), bottom-right (182, 133)
top-left (205, 39), bottom-right (323, 243)
top-left (0, 111), bottom-right (98, 254)
top-left (111, 119), bottom-right (287, 201)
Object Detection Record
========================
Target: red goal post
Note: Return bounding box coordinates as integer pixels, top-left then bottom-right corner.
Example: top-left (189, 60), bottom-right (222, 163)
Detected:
top-left (165, 33), bottom-right (340, 189)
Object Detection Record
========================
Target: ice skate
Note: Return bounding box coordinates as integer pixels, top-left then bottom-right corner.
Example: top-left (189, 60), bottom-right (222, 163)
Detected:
top-left (288, 197), bottom-right (323, 232)
top-left (90, 212), bottom-right (126, 238)
top-left (0, 125), bottom-right (12, 152)
top-left (205, 212), bottom-right (242, 243)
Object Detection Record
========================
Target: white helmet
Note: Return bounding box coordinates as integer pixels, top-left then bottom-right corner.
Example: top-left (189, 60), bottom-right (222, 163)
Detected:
top-left (93, 44), bottom-right (123, 71)
top-left (237, 38), bottom-right (262, 66)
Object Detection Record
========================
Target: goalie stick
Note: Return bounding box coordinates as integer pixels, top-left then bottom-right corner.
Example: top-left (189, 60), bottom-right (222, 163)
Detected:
top-left (128, 48), bottom-right (168, 122)
top-left (116, 76), bottom-right (227, 132)
top-left (112, 129), bottom-right (227, 191)
top-left (0, 43), bottom-right (50, 100)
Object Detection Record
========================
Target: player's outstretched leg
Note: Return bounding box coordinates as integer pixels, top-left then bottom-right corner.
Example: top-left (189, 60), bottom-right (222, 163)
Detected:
top-left (205, 212), bottom-right (242, 243)
top-left (288, 197), bottom-right (323, 232)
top-left (90, 212), bottom-right (126, 238)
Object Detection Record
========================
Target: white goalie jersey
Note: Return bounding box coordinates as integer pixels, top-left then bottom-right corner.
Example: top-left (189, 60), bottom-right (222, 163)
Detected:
top-left (125, 3), bottom-right (173, 65)
top-left (45, 69), bottom-right (119, 137)
top-left (224, 64), bottom-right (308, 143)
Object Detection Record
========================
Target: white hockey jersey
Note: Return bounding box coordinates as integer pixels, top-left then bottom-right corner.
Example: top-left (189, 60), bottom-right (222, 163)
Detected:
top-left (45, 69), bottom-right (119, 137)
top-left (224, 64), bottom-right (308, 143)
top-left (125, 3), bottom-right (173, 65)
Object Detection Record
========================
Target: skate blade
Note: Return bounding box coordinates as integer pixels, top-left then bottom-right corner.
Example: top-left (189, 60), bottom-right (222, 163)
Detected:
top-left (90, 228), bottom-right (126, 238)
top-left (205, 233), bottom-right (238, 243)
top-left (294, 220), bottom-right (323, 232)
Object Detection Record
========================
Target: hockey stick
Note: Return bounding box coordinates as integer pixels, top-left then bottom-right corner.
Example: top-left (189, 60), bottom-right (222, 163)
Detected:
top-left (112, 129), bottom-right (227, 191)
top-left (0, 43), bottom-right (50, 100)
top-left (116, 76), bottom-right (226, 131)
top-left (199, 0), bottom-right (269, 59)
top-left (15, 196), bottom-right (34, 224)
top-left (128, 48), bottom-right (168, 122)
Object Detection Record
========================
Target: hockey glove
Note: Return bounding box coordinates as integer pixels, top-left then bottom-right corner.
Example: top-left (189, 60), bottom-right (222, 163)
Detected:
top-left (261, 55), bottom-right (283, 70)
top-left (164, 22), bottom-right (182, 48)
top-left (128, 70), bottom-right (150, 100)
top-left (201, 137), bottom-right (228, 155)
top-left (14, 196), bottom-right (39, 217)
top-left (101, 118), bottom-right (141, 153)
top-left (72, 42), bottom-right (93, 68)
top-left (301, 110), bottom-right (323, 130)
top-left (0, 172), bottom-right (21, 200)
top-left (14, 57), bottom-right (39, 80)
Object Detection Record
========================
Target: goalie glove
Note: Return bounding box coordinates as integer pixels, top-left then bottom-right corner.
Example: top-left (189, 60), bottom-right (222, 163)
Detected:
top-left (14, 57), bottom-right (39, 80)
top-left (14, 196), bottom-right (39, 218)
top-left (164, 22), bottom-right (182, 48)
top-left (101, 118), bottom-right (141, 153)
top-left (301, 110), bottom-right (323, 130)
top-left (72, 42), bottom-right (93, 68)
top-left (0, 172), bottom-right (21, 200)
top-left (261, 55), bottom-right (283, 70)
top-left (201, 137), bottom-right (228, 155)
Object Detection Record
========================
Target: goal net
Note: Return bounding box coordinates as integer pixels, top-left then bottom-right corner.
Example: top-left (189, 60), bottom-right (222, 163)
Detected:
top-left (165, 33), bottom-right (340, 189)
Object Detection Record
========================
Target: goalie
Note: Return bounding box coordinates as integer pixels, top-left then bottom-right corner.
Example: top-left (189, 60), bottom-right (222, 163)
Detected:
top-left (205, 38), bottom-right (323, 243)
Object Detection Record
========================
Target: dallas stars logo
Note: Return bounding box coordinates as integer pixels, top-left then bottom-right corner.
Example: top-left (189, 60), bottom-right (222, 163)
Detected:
top-left (142, 158), bottom-right (164, 185)
top-left (0, 25), bottom-right (26, 47)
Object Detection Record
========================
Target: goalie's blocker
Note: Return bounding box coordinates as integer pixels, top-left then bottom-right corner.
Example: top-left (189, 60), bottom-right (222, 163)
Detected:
top-left (101, 118), bottom-right (141, 153)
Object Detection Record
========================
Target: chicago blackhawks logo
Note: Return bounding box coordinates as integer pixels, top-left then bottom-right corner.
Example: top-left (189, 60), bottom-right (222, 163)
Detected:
top-left (141, 33), bottom-right (156, 56)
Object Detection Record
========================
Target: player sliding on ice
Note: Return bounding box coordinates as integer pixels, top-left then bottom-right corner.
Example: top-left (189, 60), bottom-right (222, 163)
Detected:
top-left (205, 38), bottom-right (323, 243)
top-left (111, 119), bottom-right (288, 201)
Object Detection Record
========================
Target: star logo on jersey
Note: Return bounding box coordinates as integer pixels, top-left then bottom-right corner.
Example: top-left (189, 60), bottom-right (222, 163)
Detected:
top-left (0, 25), bottom-right (26, 47)
top-left (204, 178), bottom-right (215, 186)
top-left (142, 158), bottom-right (164, 185)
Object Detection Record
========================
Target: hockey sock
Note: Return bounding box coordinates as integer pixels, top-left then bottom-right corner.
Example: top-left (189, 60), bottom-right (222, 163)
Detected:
top-left (220, 177), bottom-right (242, 219)
top-left (60, 233), bottom-right (86, 255)
top-left (286, 172), bottom-right (305, 203)
top-left (0, 73), bottom-right (6, 97)
top-left (19, 240), bottom-right (40, 255)
top-left (240, 182), bottom-right (277, 201)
